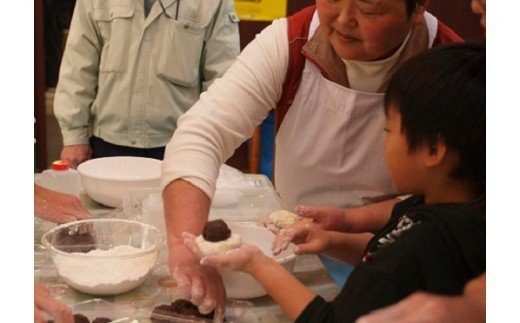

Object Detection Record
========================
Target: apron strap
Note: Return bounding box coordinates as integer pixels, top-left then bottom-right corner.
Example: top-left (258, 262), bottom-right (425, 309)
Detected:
top-left (275, 5), bottom-right (315, 133)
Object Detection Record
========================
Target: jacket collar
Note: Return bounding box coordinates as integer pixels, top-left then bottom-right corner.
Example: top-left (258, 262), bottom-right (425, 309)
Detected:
top-left (145, 0), bottom-right (178, 27)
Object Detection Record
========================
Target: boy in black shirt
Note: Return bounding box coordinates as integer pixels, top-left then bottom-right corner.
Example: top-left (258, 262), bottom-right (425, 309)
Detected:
top-left (183, 42), bottom-right (486, 322)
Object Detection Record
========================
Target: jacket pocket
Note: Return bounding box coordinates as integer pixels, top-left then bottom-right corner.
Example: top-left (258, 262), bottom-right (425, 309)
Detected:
top-left (156, 20), bottom-right (206, 87)
top-left (93, 6), bottom-right (134, 73)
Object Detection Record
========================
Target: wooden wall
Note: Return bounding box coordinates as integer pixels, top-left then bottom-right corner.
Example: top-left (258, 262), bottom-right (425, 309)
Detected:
top-left (428, 0), bottom-right (484, 41)
top-left (35, 0), bottom-right (47, 172)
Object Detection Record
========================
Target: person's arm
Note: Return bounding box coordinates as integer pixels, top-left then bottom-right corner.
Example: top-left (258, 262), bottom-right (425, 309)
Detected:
top-left (34, 184), bottom-right (90, 223)
top-left (54, 0), bottom-right (100, 167)
top-left (356, 274), bottom-right (485, 323)
top-left (272, 223), bottom-right (372, 265)
top-left (321, 232), bottom-right (372, 265)
top-left (161, 17), bottom-right (289, 317)
top-left (161, 17), bottom-right (289, 200)
top-left (200, 0), bottom-right (240, 90)
top-left (162, 179), bottom-right (227, 320)
top-left (249, 254), bottom-right (316, 320)
top-left (196, 244), bottom-right (316, 321)
top-left (296, 198), bottom-right (400, 234)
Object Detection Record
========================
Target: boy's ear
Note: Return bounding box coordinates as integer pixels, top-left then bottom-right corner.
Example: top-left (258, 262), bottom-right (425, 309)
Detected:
top-left (411, 0), bottom-right (428, 26)
top-left (423, 138), bottom-right (447, 167)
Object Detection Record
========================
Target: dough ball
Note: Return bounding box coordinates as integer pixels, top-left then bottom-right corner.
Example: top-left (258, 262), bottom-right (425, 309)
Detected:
top-left (268, 210), bottom-right (300, 228)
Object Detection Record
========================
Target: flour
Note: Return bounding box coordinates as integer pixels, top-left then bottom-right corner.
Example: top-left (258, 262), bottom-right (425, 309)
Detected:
top-left (53, 245), bottom-right (157, 295)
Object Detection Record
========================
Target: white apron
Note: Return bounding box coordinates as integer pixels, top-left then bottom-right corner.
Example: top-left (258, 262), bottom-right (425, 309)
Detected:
top-left (275, 14), bottom-right (399, 211)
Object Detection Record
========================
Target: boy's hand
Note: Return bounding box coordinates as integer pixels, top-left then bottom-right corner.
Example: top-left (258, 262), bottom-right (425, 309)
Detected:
top-left (261, 213), bottom-right (282, 234)
top-left (201, 244), bottom-right (265, 273)
top-left (271, 223), bottom-right (331, 256)
top-left (295, 205), bottom-right (348, 231)
top-left (182, 232), bottom-right (265, 273)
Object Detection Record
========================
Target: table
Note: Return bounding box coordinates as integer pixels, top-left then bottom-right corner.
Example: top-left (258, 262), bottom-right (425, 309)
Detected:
top-left (34, 174), bottom-right (340, 322)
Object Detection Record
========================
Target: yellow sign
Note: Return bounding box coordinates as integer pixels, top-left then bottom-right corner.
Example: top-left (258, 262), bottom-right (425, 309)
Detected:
top-left (234, 0), bottom-right (287, 21)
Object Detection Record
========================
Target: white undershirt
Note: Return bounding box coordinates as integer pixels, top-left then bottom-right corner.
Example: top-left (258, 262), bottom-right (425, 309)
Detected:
top-left (341, 31), bottom-right (411, 93)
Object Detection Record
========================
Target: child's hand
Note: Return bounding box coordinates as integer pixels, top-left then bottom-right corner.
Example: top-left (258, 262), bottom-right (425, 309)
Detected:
top-left (261, 213), bottom-right (282, 234)
top-left (200, 244), bottom-right (265, 274)
top-left (262, 211), bottom-right (313, 234)
top-left (271, 223), bottom-right (331, 256)
top-left (295, 205), bottom-right (347, 231)
top-left (182, 231), bottom-right (205, 258)
top-left (182, 232), bottom-right (265, 273)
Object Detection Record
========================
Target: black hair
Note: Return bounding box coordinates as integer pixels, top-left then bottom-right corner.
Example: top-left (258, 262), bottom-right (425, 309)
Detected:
top-left (405, 0), bottom-right (423, 16)
top-left (384, 42), bottom-right (486, 189)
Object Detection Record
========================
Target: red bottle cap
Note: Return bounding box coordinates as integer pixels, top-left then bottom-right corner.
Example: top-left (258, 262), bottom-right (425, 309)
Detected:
top-left (51, 160), bottom-right (69, 171)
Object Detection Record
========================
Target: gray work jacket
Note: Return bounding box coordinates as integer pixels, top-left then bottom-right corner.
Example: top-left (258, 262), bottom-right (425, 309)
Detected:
top-left (54, 0), bottom-right (240, 148)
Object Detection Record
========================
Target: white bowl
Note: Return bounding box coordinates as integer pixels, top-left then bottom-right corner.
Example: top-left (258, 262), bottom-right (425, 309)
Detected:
top-left (222, 222), bottom-right (296, 299)
top-left (77, 157), bottom-right (161, 207)
top-left (42, 219), bottom-right (163, 295)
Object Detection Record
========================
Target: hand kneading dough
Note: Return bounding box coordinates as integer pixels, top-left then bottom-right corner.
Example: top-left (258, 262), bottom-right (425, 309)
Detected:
top-left (269, 210), bottom-right (300, 228)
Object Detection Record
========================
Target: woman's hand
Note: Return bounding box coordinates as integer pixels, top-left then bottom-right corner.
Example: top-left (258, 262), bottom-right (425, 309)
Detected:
top-left (271, 222), bottom-right (331, 256)
top-left (168, 242), bottom-right (226, 320)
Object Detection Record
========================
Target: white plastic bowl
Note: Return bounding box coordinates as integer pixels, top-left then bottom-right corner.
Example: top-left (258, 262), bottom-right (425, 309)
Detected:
top-left (222, 222), bottom-right (296, 299)
top-left (42, 219), bottom-right (163, 295)
top-left (77, 157), bottom-right (161, 207)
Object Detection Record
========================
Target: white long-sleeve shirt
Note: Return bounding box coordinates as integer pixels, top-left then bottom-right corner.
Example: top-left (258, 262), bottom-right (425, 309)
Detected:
top-left (162, 18), bottom-right (289, 198)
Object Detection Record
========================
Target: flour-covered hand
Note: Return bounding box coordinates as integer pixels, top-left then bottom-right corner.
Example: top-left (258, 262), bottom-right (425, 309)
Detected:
top-left (35, 283), bottom-right (73, 323)
top-left (168, 244), bottom-right (226, 322)
top-left (272, 222), bottom-right (331, 256)
top-left (182, 231), bottom-right (204, 258)
top-left (261, 213), bottom-right (282, 234)
top-left (34, 184), bottom-right (90, 223)
top-left (295, 205), bottom-right (348, 231)
top-left (200, 244), bottom-right (265, 273)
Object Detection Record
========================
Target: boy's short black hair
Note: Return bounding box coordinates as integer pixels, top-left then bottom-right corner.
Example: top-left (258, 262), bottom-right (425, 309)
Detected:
top-left (384, 42), bottom-right (485, 189)
top-left (405, 0), bottom-right (421, 15)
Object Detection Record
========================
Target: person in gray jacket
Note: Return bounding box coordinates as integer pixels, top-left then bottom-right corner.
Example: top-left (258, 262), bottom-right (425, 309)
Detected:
top-left (54, 0), bottom-right (240, 168)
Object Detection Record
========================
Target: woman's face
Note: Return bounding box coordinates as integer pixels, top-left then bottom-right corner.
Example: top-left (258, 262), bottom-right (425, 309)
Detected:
top-left (316, 0), bottom-right (424, 61)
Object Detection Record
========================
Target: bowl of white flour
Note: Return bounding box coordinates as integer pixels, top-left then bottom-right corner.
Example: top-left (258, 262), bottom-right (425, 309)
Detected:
top-left (42, 219), bottom-right (163, 295)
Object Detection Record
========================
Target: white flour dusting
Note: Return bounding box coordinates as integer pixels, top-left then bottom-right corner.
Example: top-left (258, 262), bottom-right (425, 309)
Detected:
top-left (53, 245), bottom-right (157, 295)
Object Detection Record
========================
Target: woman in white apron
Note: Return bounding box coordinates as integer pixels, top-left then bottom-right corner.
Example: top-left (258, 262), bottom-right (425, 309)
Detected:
top-left (161, 0), bottom-right (461, 319)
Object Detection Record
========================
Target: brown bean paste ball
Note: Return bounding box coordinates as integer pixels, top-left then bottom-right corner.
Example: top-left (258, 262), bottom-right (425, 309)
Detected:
top-left (202, 219), bottom-right (231, 242)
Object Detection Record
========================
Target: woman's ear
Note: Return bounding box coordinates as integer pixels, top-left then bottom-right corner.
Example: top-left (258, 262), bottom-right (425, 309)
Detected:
top-left (411, 0), bottom-right (428, 26)
top-left (423, 138), bottom-right (447, 168)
